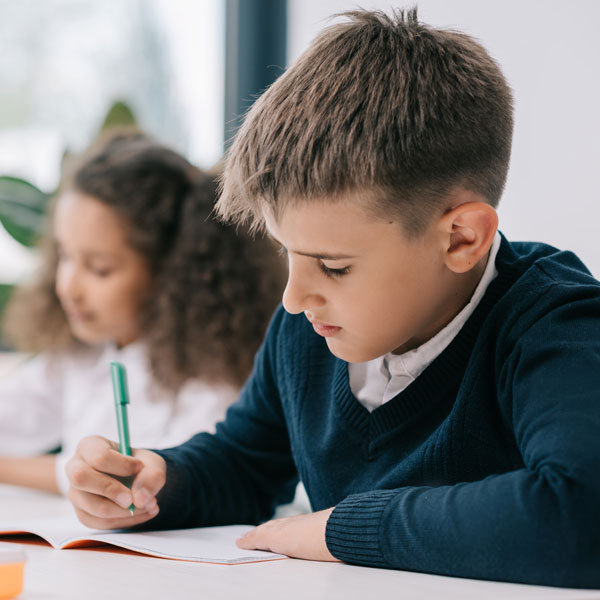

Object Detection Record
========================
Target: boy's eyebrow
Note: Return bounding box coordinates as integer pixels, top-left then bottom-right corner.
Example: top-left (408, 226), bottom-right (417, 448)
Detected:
top-left (267, 234), bottom-right (356, 260)
top-left (295, 250), bottom-right (356, 260)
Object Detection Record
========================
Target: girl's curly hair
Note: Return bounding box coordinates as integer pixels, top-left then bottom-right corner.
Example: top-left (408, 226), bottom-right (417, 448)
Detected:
top-left (3, 130), bottom-right (286, 390)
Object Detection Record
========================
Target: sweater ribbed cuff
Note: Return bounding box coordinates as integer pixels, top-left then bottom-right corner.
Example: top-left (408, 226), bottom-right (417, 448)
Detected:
top-left (325, 489), bottom-right (396, 567)
top-left (145, 449), bottom-right (199, 530)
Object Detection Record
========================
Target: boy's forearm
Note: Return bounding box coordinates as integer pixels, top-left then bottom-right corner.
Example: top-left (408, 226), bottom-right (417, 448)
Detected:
top-left (325, 470), bottom-right (599, 589)
top-left (149, 431), bottom-right (297, 531)
top-left (0, 455), bottom-right (60, 494)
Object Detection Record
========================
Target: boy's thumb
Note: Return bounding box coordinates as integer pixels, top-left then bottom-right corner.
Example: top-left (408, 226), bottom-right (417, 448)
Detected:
top-left (130, 449), bottom-right (167, 509)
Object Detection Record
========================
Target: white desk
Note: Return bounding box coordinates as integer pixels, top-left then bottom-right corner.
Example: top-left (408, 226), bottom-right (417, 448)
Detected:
top-left (1, 485), bottom-right (598, 600)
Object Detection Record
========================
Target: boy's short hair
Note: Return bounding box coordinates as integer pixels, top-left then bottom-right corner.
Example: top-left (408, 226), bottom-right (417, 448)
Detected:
top-left (217, 8), bottom-right (514, 235)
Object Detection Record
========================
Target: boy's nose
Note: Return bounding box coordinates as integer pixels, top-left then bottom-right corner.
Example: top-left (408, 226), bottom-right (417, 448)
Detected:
top-left (282, 263), bottom-right (325, 315)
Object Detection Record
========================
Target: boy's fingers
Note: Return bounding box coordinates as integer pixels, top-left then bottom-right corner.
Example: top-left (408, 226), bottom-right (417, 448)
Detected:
top-left (67, 437), bottom-right (165, 526)
top-left (130, 449), bottom-right (167, 509)
top-left (71, 499), bottom-right (159, 530)
top-left (77, 436), bottom-right (143, 478)
top-left (66, 458), bottom-right (137, 507)
top-left (69, 487), bottom-right (133, 520)
top-left (236, 528), bottom-right (259, 550)
top-left (69, 488), bottom-right (157, 521)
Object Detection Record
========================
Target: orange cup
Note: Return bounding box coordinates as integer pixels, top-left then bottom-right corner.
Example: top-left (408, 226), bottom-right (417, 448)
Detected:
top-left (0, 547), bottom-right (26, 599)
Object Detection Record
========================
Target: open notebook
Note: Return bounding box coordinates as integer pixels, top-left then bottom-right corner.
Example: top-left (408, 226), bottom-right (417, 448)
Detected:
top-left (0, 514), bottom-right (286, 564)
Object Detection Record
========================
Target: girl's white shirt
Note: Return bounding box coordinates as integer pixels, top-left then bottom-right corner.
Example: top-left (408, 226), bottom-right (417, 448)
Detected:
top-left (0, 341), bottom-right (238, 493)
top-left (349, 232), bottom-right (501, 412)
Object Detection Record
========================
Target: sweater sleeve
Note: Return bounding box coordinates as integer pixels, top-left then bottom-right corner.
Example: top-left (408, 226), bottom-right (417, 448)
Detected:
top-left (149, 308), bottom-right (298, 530)
top-left (326, 290), bottom-right (600, 588)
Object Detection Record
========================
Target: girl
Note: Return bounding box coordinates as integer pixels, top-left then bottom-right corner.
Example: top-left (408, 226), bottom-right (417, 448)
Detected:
top-left (0, 130), bottom-right (285, 494)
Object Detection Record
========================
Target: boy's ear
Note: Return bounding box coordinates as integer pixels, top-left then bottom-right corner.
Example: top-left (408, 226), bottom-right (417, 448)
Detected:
top-left (437, 197), bottom-right (498, 274)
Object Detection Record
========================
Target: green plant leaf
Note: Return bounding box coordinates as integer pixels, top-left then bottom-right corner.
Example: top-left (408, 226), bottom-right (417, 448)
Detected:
top-left (101, 100), bottom-right (137, 131)
top-left (0, 283), bottom-right (14, 349)
top-left (0, 282), bottom-right (13, 313)
top-left (0, 176), bottom-right (51, 247)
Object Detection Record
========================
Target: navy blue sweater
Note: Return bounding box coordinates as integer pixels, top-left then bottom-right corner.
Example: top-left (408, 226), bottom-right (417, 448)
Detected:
top-left (153, 236), bottom-right (600, 588)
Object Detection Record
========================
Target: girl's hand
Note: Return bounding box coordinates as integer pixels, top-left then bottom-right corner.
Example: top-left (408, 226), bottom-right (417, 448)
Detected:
top-left (66, 435), bottom-right (166, 530)
top-left (236, 508), bottom-right (339, 562)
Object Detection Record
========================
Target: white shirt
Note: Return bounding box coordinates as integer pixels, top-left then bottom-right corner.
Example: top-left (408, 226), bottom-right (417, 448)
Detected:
top-left (0, 341), bottom-right (238, 493)
top-left (349, 233), bottom-right (501, 412)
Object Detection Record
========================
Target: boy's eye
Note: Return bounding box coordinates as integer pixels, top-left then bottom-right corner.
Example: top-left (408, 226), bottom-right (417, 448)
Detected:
top-left (319, 263), bottom-right (351, 278)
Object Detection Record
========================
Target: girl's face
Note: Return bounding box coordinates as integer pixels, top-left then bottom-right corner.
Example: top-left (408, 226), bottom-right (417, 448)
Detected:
top-left (53, 191), bottom-right (154, 348)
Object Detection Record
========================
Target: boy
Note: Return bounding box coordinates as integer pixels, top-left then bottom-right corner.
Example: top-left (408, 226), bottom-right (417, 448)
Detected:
top-left (66, 9), bottom-right (600, 588)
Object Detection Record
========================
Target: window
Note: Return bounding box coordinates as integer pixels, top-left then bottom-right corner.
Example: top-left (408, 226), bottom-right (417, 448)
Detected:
top-left (0, 0), bottom-right (224, 282)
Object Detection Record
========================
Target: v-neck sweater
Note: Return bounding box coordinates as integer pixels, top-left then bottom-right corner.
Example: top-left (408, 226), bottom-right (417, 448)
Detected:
top-left (153, 234), bottom-right (600, 588)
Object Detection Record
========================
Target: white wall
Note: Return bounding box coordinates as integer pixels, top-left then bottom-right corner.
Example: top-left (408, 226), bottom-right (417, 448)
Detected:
top-left (288, 0), bottom-right (600, 276)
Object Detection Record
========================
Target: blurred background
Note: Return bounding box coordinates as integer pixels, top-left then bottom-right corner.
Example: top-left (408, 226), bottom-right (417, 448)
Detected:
top-left (1, 0), bottom-right (598, 305)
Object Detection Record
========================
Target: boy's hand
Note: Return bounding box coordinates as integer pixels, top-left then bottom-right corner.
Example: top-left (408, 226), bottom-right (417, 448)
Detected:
top-left (236, 508), bottom-right (339, 562)
top-left (66, 435), bottom-right (166, 530)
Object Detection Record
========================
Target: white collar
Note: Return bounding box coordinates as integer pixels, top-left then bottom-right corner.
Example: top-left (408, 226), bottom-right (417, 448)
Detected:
top-left (385, 232), bottom-right (501, 379)
top-left (349, 232), bottom-right (501, 411)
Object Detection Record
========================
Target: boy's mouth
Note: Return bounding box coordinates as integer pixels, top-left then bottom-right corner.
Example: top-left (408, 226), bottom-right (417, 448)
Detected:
top-left (308, 318), bottom-right (341, 337)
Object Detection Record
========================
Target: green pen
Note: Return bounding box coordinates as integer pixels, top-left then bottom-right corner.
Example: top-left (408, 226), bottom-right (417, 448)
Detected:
top-left (110, 361), bottom-right (135, 516)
